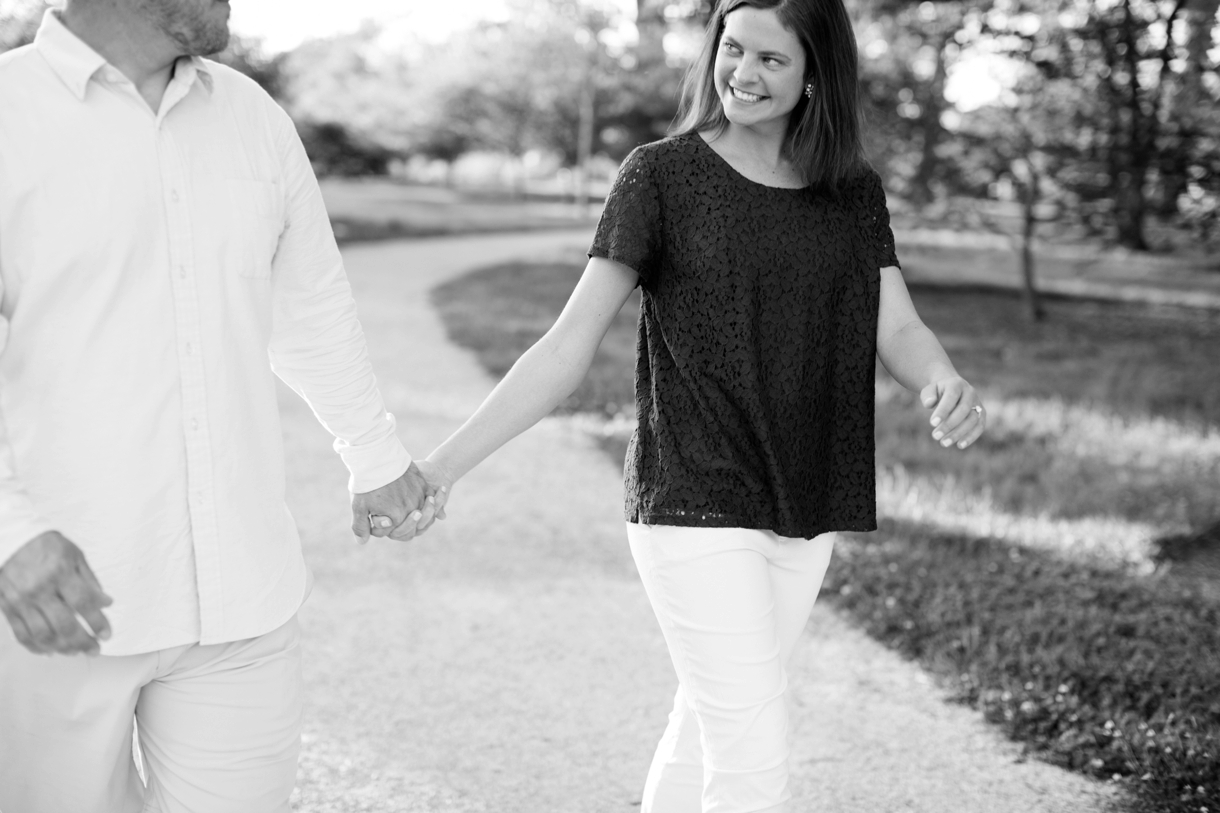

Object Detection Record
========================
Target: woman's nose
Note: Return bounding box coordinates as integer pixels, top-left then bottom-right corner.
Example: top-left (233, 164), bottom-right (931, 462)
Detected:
top-left (732, 55), bottom-right (759, 84)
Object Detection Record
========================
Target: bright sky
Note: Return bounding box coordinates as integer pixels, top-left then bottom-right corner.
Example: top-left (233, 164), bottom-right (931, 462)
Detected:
top-left (228, 0), bottom-right (512, 53)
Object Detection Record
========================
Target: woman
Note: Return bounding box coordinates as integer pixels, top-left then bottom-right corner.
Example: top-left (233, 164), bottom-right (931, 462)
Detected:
top-left (403, 0), bottom-right (986, 809)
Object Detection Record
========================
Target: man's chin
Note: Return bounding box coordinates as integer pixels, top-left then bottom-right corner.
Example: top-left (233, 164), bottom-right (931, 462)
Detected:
top-left (190, 27), bottom-right (230, 57)
top-left (203, 30), bottom-right (230, 56)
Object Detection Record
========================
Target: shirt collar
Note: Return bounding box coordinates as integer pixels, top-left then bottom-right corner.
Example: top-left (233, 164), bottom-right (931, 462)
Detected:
top-left (34, 9), bottom-right (215, 101)
top-left (178, 56), bottom-right (215, 95)
top-left (33, 9), bottom-right (106, 101)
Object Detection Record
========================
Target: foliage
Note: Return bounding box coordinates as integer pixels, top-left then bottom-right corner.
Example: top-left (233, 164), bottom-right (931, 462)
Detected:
top-left (278, 0), bottom-right (691, 168)
top-left (213, 34), bottom-right (287, 100)
top-left (297, 121), bottom-right (392, 177)
top-left (0, 0), bottom-right (47, 53)
top-left (825, 527), bottom-right (1220, 813)
top-left (282, 24), bottom-right (419, 154)
top-left (976, 0), bottom-right (1220, 250)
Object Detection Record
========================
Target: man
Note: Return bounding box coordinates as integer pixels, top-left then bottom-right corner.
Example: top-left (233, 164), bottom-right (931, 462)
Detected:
top-left (0, 1), bottom-right (437, 809)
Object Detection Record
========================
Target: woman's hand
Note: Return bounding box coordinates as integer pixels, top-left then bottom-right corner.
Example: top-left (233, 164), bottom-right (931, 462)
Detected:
top-left (388, 458), bottom-right (454, 540)
top-left (920, 376), bottom-right (985, 450)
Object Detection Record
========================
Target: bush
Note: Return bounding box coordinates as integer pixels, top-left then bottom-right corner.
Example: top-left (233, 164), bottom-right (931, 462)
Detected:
top-left (825, 524), bottom-right (1220, 813)
top-left (297, 121), bottom-right (393, 178)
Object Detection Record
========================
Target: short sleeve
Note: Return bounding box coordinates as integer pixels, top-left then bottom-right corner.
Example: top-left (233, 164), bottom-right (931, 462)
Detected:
top-left (589, 146), bottom-right (661, 285)
top-left (856, 169), bottom-right (900, 271)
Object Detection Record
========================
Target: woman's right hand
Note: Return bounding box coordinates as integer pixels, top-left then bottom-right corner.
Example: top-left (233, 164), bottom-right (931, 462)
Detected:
top-left (393, 458), bottom-right (454, 538)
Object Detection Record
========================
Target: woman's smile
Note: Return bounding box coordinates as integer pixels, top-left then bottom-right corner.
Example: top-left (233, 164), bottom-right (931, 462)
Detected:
top-left (730, 86), bottom-right (768, 103)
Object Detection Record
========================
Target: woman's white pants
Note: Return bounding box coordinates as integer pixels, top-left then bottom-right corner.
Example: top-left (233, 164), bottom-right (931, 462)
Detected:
top-left (626, 523), bottom-right (836, 813)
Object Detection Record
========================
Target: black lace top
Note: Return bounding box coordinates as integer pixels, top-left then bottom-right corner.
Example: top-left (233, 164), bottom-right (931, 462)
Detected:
top-left (589, 132), bottom-right (900, 539)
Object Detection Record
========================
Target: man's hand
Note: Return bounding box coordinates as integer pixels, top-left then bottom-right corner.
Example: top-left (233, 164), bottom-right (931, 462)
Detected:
top-left (0, 531), bottom-right (113, 656)
top-left (351, 462), bottom-right (429, 544)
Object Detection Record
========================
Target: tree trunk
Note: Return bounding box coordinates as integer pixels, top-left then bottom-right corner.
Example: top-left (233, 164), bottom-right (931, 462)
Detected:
top-left (1113, 169), bottom-right (1149, 250)
top-left (635, 0), bottom-right (666, 66)
top-left (908, 35), bottom-right (950, 207)
top-left (575, 69), bottom-right (595, 213)
top-left (1110, 0), bottom-right (1151, 251)
top-left (1020, 179), bottom-right (1044, 322)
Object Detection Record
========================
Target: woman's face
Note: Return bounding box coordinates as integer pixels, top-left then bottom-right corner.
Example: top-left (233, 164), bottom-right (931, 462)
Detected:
top-left (713, 5), bottom-right (807, 136)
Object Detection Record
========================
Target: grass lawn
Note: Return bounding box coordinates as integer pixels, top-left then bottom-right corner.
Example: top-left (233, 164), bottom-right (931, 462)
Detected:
top-left (432, 255), bottom-right (1220, 813)
top-left (319, 179), bottom-right (601, 245)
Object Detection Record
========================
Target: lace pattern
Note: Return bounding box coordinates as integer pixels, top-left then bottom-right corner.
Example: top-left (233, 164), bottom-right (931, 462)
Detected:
top-left (590, 133), bottom-right (900, 539)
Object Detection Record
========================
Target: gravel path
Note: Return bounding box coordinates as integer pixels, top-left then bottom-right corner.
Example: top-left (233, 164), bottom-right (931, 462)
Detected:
top-left (283, 231), bottom-right (1119, 812)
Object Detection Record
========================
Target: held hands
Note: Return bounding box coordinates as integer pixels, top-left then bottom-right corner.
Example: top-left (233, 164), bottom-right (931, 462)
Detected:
top-left (920, 376), bottom-right (986, 450)
top-left (0, 531), bottom-right (113, 656)
top-left (350, 460), bottom-right (452, 544)
top-left (387, 458), bottom-right (453, 541)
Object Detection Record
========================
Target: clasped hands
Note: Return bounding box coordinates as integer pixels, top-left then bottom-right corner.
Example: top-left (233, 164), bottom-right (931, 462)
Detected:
top-left (350, 460), bottom-right (453, 544)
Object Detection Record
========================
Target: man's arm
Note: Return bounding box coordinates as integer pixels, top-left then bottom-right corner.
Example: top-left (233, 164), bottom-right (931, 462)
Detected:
top-left (0, 294), bottom-right (112, 653)
top-left (262, 103), bottom-right (429, 541)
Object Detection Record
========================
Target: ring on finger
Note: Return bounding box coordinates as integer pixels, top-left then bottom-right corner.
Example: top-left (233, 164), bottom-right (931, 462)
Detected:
top-left (971, 404), bottom-right (984, 416)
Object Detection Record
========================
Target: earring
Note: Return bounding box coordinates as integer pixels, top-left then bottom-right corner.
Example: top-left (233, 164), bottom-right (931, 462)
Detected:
top-left (804, 83), bottom-right (814, 99)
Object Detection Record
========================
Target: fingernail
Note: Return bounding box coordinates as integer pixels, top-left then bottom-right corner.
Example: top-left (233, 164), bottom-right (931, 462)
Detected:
top-left (426, 495), bottom-right (435, 505)
top-left (410, 511), bottom-right (422, 522)
top-left (958, 441), bottom-right (968, 449)
top-left (932, 430), bottom-right (943, 440)
top-left (930, 416), bottom-right (941, 427)
top-left (377, 517), bottom-right (392, 528)
top-left (440, 486), bottom-right (449, 493)
top-left (941, 438), bottom-right (953, 447)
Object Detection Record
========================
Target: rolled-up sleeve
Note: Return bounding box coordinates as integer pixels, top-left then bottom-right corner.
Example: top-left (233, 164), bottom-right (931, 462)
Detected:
top-left (264, 105), bottom-right (410, 494)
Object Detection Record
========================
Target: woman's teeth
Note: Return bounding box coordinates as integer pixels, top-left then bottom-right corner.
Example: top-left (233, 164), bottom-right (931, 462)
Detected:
top-left (731, 87), bottom-right (765, 103)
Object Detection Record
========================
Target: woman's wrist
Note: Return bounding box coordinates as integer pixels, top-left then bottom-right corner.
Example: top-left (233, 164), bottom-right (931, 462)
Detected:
top-left (423, 449), bottom-right (462, 488)
top-left (921, 365), bottom-right (961, 392)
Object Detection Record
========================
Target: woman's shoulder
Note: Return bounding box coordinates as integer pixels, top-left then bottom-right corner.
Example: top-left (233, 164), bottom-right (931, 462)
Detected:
top-left (836, 162), bottom-right (887, 201)
top-left (620, 133), bottom-right (706, 173)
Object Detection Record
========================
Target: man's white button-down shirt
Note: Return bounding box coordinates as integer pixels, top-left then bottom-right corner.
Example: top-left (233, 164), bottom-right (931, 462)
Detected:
top-left (0, 12), bottom-right (411, 655)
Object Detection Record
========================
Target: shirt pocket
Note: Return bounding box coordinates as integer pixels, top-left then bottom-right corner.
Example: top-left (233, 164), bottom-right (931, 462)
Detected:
top-left (193, 177), bottom-right (284, 281)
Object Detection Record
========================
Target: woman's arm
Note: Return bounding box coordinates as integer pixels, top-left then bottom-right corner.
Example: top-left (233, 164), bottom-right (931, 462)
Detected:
top-left (404, 257), bottom-right (640, 530)
top-left (876, 266), bottom-right (985, 450)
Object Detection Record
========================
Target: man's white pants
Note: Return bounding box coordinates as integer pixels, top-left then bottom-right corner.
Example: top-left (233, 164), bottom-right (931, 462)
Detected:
top-left (627, 523), bottom-right (836, 813)
top-left (0, 615), bottom-right (303, 813)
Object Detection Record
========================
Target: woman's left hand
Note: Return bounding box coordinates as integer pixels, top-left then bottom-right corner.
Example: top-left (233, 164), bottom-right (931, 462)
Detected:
top-left (920, 376), bottom-right (985, 450)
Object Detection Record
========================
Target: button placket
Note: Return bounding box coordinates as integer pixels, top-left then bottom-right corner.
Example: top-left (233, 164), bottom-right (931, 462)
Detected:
top-left (158, 123), bottom-right (223, 636)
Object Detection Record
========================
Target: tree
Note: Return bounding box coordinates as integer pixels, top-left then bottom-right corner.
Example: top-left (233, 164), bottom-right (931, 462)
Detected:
top-left (0, 0), bottom-right (47, 53)
top-left (856, 0), bottom-right (995, 204)
top-left (214, 34), bottom-right (287, 100)
top-left (956, 75), bottom-right (1085, 320)
top-left (983, 0), bottom-right (1220, 250)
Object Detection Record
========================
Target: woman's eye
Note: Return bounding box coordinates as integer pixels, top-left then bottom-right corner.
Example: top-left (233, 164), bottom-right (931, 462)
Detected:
top-left (721, 41), bottom-right (741, 54)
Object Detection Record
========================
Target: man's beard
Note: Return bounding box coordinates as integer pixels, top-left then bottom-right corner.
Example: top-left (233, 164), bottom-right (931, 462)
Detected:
top-left (139, 0), bottom-right (230, 56)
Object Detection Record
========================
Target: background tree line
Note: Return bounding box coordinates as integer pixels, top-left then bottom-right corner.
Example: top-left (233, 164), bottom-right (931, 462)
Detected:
top-left (3, 0), bottom-right (1217, 253)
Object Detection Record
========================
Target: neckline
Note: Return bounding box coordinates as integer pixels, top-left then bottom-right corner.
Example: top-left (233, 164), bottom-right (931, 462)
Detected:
top-left (689, 132), bottom-right (810, 192)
